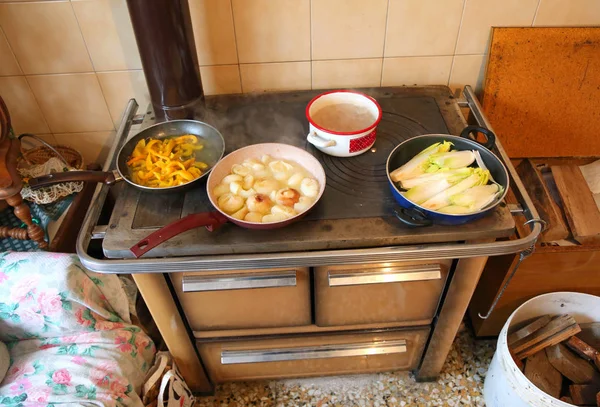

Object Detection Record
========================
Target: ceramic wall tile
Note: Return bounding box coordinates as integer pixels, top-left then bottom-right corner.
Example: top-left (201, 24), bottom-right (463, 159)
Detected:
top-left (312, 0), bottom-right (388, 60)
top-left (448, 54), bottom-right (486, 94)
top-left (385, 0), bottom-right (464, 57)
top-left (534, 0), bottom-right (600, 26)
top-left (455, 0), bottom-right (538, 55)
top-left (27, 73), bottom-right (114, 133)
top-left (0, 29), bottom-right (21, 76)
top-left (189, 0), bottom-right (238, 66)
top-left (381, 56), bottom-right (453, 86)
top-left (240, 62), bottom-right (311, 93)
top-left (0, 76), bottom-right (49, 134)
top-left (53, 131), bottom-right (115, 165)
top-left (97, 70), bottom-right (149, 126)
top-left (72, 0), bottom-right (141, 71)
top-left (0, 1), bottom-right (93, 74)
top-left (200, 65), bottom-right (242, 95)
top-left (312, 59), bottom-right (382, 90)
top-left (232, 0), bottom-right (310, 63)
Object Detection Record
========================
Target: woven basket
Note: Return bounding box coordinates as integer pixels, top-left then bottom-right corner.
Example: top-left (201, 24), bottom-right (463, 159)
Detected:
top-left (18, 134), bottom-right (84, 170)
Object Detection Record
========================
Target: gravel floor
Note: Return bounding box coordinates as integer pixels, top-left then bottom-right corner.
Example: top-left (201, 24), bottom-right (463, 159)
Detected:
top-left (195, 327), bottom-right (497, 407)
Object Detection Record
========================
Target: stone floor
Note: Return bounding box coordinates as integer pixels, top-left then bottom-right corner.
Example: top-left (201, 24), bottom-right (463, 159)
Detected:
top-left (195, 326), bottom-right (497, 407)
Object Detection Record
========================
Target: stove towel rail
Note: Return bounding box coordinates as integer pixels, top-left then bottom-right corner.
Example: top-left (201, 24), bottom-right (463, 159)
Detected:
top-left (76, 87), bottom-right (542, 311)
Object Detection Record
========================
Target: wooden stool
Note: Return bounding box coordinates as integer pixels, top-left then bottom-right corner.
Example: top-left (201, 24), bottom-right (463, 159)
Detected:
top-left (0, 96), bottom-right (47, 249)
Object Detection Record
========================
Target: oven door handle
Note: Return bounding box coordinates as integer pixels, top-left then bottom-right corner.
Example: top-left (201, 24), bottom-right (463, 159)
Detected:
top-left (182, 270), bottom-right (297, 292)
top-left (220, 340), bottom-right (407, 364)
top-left (328, 264), bottom-right (441, 287)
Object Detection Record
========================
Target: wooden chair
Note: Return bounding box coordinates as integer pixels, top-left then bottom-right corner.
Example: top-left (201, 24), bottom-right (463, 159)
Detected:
top-left (0, 95), bottom-right (47, 249)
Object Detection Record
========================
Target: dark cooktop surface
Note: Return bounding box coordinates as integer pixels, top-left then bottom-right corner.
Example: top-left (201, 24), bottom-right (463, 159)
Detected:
top-left (103, 87), bottom-right (514, 259)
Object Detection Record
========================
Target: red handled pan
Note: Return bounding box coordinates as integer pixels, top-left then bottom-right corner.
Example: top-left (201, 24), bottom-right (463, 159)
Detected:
top-left (130, 143), bottom-right (327, 258)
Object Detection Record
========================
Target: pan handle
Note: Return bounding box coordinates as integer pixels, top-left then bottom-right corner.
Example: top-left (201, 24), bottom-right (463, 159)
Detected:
top-left (394, 207), bottom-right (433, 227)
top-left (28, 170), bottom-right (120, 190)
top-left (130, 211), bottom-right (229, 258)
top-left (459, 125), bottom-right (496, 150)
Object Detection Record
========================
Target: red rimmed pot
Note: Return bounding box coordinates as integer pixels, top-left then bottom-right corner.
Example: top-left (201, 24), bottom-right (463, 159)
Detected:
top-left (130, 143), bottom-right (326, 258)
top-left (306, 90), bottom-right (382, 157)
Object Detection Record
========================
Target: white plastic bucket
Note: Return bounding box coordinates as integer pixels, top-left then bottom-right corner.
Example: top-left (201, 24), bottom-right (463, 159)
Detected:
top-left (484, 292), bottom-right (600, 407)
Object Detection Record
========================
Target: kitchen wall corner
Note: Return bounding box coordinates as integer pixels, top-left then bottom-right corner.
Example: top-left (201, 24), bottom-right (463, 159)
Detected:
top-left (0, 0), bottom-right (599, 159)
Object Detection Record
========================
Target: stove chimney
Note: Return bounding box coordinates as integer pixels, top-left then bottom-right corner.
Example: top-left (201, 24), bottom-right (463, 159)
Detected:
top-left (126, 0), bottom-right (203, 120)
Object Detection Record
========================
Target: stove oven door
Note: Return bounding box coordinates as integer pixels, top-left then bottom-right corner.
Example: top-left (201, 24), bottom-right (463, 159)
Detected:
top-left (170, 268), bottom-right (311, 331)
top-left (314, 261), bottom-right (451, 327)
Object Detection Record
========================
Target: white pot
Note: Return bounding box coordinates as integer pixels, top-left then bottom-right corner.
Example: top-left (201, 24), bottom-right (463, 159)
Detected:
top-left (484, 292), bottom-right (600, 407)
top-left (305, 90), bottom-right (382, 157)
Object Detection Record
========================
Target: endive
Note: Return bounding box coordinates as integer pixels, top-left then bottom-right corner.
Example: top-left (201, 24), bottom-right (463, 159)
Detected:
top-left (390, 141), bottom-right (452, 182)
top-left (449, 184), bottom-right (501, 210)
top-left (429, 150), bottom-right (475, 169)
top-left (403, 179), bottom-right (454, 204)
top-left (421, 169), bottom-right (490, 211)
top-left (400, 167), bottom-right (473, 189)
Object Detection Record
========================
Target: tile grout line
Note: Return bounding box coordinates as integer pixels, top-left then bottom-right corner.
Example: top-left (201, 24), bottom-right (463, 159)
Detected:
top-left (69, 0), bottom-right (97, 72)
top-left (69, 0), bottom-right (115, 131)
top-left (2, 20), bottom-right (54, 135)
top-left (309, 0), bottom-right (313, 90)
top-left (532, 0), bottom-right (542, 26)
top-left (380, 0), bottom-right (391, 87)
top-left (0, 25), bottom-right (24, 76)
top-left (448, 0), bottom-right (469, 87)
top-left (228, 0), bottom-right (244, 93)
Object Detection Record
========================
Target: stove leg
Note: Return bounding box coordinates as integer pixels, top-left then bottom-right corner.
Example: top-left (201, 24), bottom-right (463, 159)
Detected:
top-left (6, 194), bottom-right (48, 249)
top-left (132, 273), bottom-right (213, 394)
top-left (416, 240), bottom-right (493, 381)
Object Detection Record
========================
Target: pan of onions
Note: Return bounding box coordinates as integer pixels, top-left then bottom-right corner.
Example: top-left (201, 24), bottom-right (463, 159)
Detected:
top-left (131, 143), bottom-right (326, 257)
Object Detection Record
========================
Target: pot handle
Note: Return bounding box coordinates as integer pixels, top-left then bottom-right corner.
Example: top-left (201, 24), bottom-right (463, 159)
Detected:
top-left (130, 211), bottom-right (229, 258)
top-left (459, 125), bottom-right (496, 150)
top-left (394, 207), bottom-right (433, 227)
top-left (307, 131), bottom-right (336, 148)
top-left (28, 170), bottom-right (119, 189)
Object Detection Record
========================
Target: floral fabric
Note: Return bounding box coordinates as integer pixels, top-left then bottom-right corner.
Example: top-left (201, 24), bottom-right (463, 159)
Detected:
top-left (0, 252), bottom-right (156, 406)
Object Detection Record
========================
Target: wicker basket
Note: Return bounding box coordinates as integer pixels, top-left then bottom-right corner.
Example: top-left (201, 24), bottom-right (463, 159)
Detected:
top-left (18, 134), bottom-right (84, 171)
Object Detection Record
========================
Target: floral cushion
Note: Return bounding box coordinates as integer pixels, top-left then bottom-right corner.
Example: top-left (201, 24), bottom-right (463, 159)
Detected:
top-left (0, 252), bottom-right (156, 406)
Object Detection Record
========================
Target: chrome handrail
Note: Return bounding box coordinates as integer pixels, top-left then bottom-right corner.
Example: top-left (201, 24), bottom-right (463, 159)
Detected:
top-left (76, 88), bottom-right (541, 274)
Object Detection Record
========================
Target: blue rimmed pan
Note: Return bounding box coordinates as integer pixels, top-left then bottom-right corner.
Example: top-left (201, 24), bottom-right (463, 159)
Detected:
top-left (386, 126), bottom-right (509, 227)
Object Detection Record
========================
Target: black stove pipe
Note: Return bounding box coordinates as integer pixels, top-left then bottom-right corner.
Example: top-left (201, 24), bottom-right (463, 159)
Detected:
top-left (126, 0), bottom-right (203, 120)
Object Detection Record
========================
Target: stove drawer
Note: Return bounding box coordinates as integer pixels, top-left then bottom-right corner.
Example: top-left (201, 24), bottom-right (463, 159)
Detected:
top-left (197, 328), bottom-right (429, 382)
top-left (315, 261), bottom-right (451, 327)
top-left (170, 268), bottom-right (311, 331)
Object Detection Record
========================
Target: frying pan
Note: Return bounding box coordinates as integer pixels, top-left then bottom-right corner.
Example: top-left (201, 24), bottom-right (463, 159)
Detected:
top-left (130, 143), bottom-right (326, 258)
top-left (28, 120), bottom-right (225, 193)
top-left (387, 126), bottom-right (509, 226)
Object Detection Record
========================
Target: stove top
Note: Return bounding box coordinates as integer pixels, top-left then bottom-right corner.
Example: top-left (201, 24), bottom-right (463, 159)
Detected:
top-left (102, 87), bottom-right (514, 259)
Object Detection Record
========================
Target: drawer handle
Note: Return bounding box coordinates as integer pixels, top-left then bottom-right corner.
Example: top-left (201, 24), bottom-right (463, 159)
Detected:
top-left (182, 270), bottom-right (296, 292)
top-left (328, 264), bottom-right (441, 287)
top-left (221, 340), bottom-right (407, 364)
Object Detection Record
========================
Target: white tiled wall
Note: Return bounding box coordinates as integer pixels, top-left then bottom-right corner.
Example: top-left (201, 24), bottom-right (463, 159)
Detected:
top-left (0, 0), bottom-right (599, 162)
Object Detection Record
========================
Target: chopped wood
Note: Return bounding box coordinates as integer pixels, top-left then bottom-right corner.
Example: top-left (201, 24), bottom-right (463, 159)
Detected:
top-left (511, 315), bottom-right (579, 355)
top-left (516, 160), bottom-right (569, 241)
top-left (578, 323), bottom-right (600, 351)
top-left (560, 396), bottom-right (574, 404)
top-left (546, 344), bottom-right (600, 384)
top-left (515, 322), bottom-right (582, 360)
top-left (524, 351), bottom-right (562, 398)
top-left (551, 165), bottom-right (600, 245)
top-left (569, 384), bottom-right (600, 406)
top-left (508, 315), bottom-right (552, 347)
top-left (566, 336), bottom-right (600, 362)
